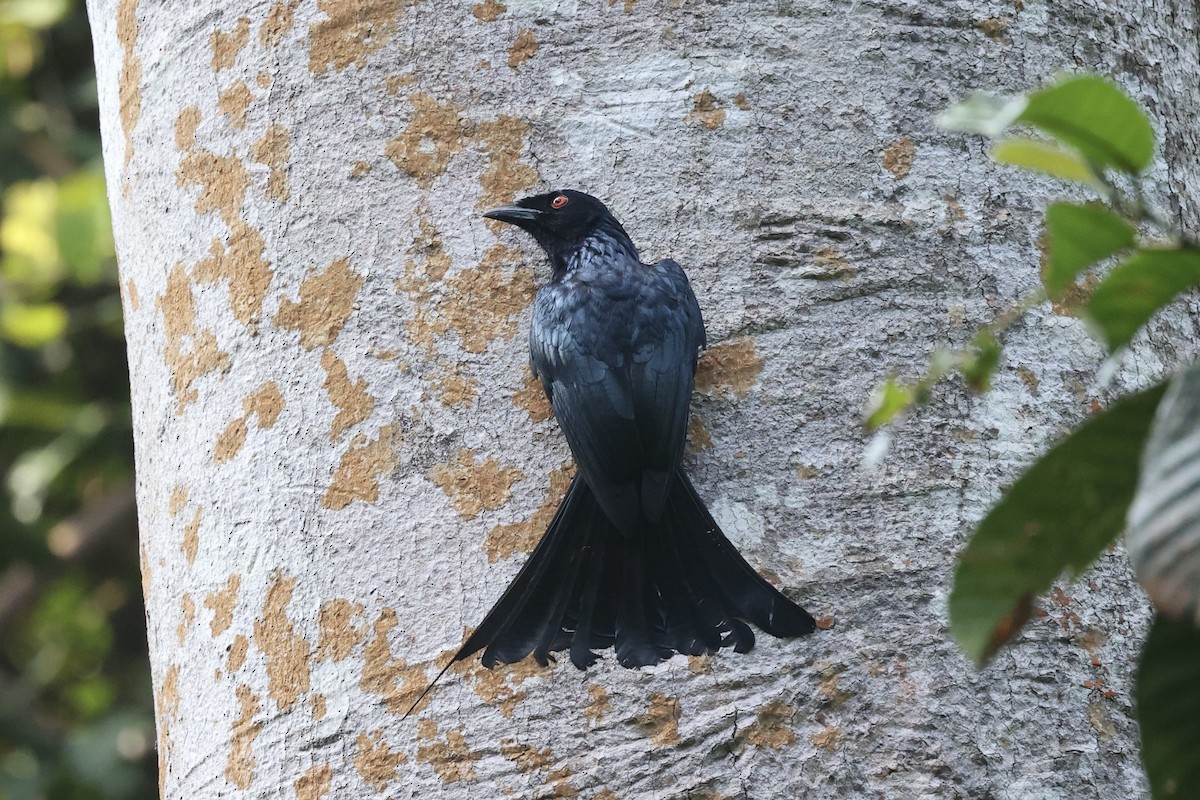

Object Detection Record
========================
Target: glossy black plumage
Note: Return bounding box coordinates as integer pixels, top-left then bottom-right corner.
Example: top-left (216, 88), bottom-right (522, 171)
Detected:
top-left (459, 190), bottom-right (816, 671)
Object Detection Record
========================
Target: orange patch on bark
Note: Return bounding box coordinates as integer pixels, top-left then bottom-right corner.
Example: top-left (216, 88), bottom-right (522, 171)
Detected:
top-left (168, 484), bottom-right (189, 516)
top-left (688, 89), bottom-right (725, 130)
top-left (471, 0), bottom-right (506, 20)
top-left (743, 698), bottom-right (797, 749)
top-left (251, 123), bottom-right (291, 202)
top-left (181, 506), bottom-right (201, 562)
top-left (294, 763), bottom-right (332, 800)
top-left (403, 243), bottom-right (535, 354)
top-left (311, 693), bottom-right (327, 720)
top-left (452, 655), bottom-right (549, 717)
top-left (500, 739), bottom-right (555, 772)
top-left (177, 594), bottom-right (195, 645)
top-left (174, 106), bottom-right (201, 151)
top-left (637, 693), bottom-right (681, 746)
top-left (438, 369), bottom-right (478, 408)
top-left (217, 80), bottom-right (254, 130)
top-left (429, 450), bottom-right (524, 519)
top-left (123, 279), bottom-right (140, 311)
top-left (477, 116), bottom-right (539, 209)
top-left (811, 724), bottom-right (843, 750)
top-left (215, 382), bottom-right (284, 463)
top-left (507, 29), bottom-right (539, 68)
top-left (252, 573), bottom-right (312, 711)
top-left (204, 574), bottom-right (242, 637)
top-left (322, 424), bottom-right (397, 509)
top-left (178, 149), bottom-right (250, 227)
top-left (211, 17), bottom-right (251, 71)
top-left (321, 349), bottom-right (374, 439)
top-left (158, 664), bottom-right (180, 720)
top-left (228, 634), bottom-right (249, 672)
top-left (116, 0), bottom-right (141, 165)
top-left (275, 258), bottom-right (364, 350)
top-left (226, 684), bottom-right (262, 789)
top-left (316, 598), bottom-right (367, 662)
top-left (261, 0), bottom-right (301, 48)
top-left (694, 337), bottom-right (764, 397)
top-left (155, 662), bottom-right (180, 795)
top-left (485, 464), bottom-right (573, 561)
top-left (215, 422), bottom-right (248, 469)
top-left (245, 382), bottom-right (284, 427)
top-left (415, 721), bottom-right (482, 783)
top-left (359, 608), bottom-right (435, 714)
top-left (157, 264), bottom-right (230, 411)
top-left (882, 136), bottom-right (916, 179)
top-left (512, 372), bottom-right (552, 422)
top-left (194, 222), bottom-right (272, 325)
top-left (309, 0), bottom-right (416, 73)
top-left (354, 730), bottom-right (407, 791)
top-left (583, 684), bottom-right (610, 722)
top-left (385, 93), bottom-right (468, 188)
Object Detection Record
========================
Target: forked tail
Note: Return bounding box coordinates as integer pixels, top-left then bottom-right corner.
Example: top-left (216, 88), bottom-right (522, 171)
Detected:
top-left (466, 467), bottom-right (814, 665)
top-left (404, 469), bottom-right (815, 716)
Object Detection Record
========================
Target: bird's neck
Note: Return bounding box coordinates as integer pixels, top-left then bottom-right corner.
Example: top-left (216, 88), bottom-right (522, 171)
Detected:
top-left (549, 220), bottom-right (640, 279)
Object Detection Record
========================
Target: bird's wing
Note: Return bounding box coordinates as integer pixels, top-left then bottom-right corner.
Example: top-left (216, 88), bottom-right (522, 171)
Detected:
top-left (531, 291), bottom-right (646, 535)
top-left (629, 259), bottom-right (705, 521)
top-left (530, 262), bottom-right (705, 532)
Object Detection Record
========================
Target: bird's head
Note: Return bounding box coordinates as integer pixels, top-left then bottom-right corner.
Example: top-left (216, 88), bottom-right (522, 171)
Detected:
top-left (483, 190), bottom-right (632, 272)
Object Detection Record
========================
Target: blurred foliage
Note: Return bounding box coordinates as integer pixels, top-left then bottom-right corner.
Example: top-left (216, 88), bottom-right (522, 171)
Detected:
top-left (0, 0), bottom-right (153, 798)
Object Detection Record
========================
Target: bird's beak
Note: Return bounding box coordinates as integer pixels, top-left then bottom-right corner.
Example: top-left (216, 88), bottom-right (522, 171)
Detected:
top-left (482, 205), bottom-right (541, 225)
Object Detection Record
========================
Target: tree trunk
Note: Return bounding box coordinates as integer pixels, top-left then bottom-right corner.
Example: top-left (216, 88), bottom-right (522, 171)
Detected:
top-left (89, 0), bottom-right (1198, 796)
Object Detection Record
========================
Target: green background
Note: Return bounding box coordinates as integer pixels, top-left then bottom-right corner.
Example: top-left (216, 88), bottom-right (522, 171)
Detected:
top-left (0, 1), bottom-right (154, 797)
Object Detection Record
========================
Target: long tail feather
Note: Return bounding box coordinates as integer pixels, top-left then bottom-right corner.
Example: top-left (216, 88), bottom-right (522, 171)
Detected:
top-left (455, 476), bottom-right (587, 667)
top-left (530, 496), bottom-right (601, 664)
top-left (435, 467), bottom-right (815, 696)
top-left (675, 471), bottom-right (817, 637)
top-left (645, 506), bottom-right (724, 655)
top-left (614, 536), bottom-right (674, 667)
top-left (568, 533), bottom-right (606, 668)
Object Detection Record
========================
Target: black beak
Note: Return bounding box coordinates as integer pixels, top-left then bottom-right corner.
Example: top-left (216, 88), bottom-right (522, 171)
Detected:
top-left (483, 205), bottom-right (541, 225)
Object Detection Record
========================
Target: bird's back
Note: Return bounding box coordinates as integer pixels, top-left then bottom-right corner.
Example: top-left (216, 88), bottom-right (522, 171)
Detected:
top-left (531, 244), bottom-right (704, 532)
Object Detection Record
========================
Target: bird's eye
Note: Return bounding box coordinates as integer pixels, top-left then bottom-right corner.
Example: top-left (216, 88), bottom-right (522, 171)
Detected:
top-left (551, 194), bottom-right (568, 209)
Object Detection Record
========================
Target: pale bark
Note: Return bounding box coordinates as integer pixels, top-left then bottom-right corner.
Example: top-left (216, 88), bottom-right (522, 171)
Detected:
top-left (89, 0), bottom-right (1199, 797)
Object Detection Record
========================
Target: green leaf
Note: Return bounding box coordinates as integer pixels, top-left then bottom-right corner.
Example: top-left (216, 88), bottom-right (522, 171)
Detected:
top-left (1086, 248), bottom-right (1200, 351)
top-left (864, 377), bottom-right (915, 429)
top-left (55, 168), bottom-right (115, 285)
top-left (0, 302), bottom-right (68, 347)
top-left (1018, 75), bottom-right (1155, 174)
top-left (0, 0), bottom-right (71, 28)
top-left (0, 388), bottom-right (85, 430)
top-left (1127, 362), bottom-right (1200, 619)
top-left (962, 330), bottom-right (1001, 392)
top-left (1137, 615), bottom-right (1200, 799)
top-left (1042, 202), bottom-right (1137, 299)
top-left (950, 382), bottom-right (1167, 664)
top-left (1, 179), bottom-right (62, 290)
top-left (990, 139), bottom-right (1102, 188)
top-left (937, 93), bottom-right (1028, 138)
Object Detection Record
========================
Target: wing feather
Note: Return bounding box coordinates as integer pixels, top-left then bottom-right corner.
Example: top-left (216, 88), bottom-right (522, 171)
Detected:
top-left (530, 259), bottom-right (705, 533)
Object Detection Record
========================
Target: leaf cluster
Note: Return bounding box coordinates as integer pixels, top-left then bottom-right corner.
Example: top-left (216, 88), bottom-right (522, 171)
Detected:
top-left (869, 74), bottom-right (1200, 798)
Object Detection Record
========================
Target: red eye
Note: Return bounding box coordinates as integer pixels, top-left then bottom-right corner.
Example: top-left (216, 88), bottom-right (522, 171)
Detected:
top-left (551, 194), bottom-right (568, 209)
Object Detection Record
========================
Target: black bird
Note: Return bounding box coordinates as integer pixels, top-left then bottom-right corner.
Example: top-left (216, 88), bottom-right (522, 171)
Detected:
top-left (410, 190), bottom-right (815, 710)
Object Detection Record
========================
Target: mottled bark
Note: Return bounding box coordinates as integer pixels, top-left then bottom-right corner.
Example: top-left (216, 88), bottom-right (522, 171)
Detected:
top-left (89, 0), bottom-right (1199, 797)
